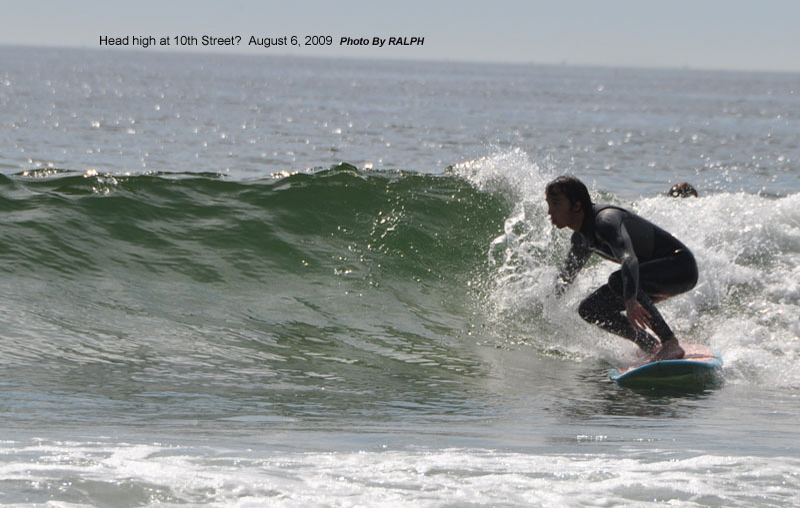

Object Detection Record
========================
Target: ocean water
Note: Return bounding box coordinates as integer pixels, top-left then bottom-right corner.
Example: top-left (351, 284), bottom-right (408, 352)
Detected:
top-left (1, 46), bottom-right (799, 506)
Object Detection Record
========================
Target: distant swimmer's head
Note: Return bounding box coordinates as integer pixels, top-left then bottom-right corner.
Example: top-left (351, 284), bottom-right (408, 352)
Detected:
top-left (545, 175), bottom-right (592, 230)
top-left (668, 182), bottom-right (699, 198)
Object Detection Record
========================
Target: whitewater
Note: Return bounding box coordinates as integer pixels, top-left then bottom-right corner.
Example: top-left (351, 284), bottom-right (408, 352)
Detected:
top-left (0, 46), bottom-right (799, 506)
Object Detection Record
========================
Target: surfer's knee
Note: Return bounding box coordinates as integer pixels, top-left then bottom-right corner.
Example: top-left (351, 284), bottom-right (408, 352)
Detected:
top-left (578, 285), bottom-right (618, 323)
top-left (578, 296), bottom-right (600, 323)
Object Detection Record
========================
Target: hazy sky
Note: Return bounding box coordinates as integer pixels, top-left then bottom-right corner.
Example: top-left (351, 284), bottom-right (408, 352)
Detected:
top-left (2, 0), bottom-right (799, 72)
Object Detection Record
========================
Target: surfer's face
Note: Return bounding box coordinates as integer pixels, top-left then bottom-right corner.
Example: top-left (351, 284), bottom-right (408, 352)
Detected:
top-left (546, 191), bottom-right (581, 230)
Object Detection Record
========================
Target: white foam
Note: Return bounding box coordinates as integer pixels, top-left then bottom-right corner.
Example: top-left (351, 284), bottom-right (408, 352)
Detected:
top-left (2, 440), bottom-right (799, 507)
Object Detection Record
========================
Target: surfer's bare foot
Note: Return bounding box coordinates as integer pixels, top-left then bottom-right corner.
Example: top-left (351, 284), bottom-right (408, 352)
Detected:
top-left (651, 338), bottom-right (685, 361)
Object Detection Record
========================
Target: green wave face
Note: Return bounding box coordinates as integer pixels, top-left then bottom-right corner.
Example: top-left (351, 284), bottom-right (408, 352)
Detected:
top-left (0, 165), bottom-right (511, 388)
top-left (1, 164), bottom-right (508, 287)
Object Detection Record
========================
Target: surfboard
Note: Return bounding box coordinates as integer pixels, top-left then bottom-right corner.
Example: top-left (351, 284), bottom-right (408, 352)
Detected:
top-left (609, 344), bottom-right (722, 388)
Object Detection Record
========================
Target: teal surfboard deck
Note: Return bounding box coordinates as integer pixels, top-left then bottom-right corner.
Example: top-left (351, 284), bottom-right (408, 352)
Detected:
top-left (609, 345), bottom-right (722, 388)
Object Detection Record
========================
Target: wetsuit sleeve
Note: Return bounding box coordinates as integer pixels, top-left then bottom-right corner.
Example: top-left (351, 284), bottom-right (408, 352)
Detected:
top-left (597, 217), bottom-right (640, 301)
top-left (555, 233), bottom-right (591, 297)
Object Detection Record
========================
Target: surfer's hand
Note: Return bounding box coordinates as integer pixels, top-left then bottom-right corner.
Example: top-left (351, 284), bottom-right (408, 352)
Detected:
top-left (625, 299), bottom-right (651, 331)
top-left (554, 280), bottom-right (568, 299)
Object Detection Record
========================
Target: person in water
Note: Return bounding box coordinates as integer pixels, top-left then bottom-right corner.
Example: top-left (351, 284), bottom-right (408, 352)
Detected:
top-left (546, 176), bottom-right (698, 361)
top-left (668, 182), bottom-right (698, 198)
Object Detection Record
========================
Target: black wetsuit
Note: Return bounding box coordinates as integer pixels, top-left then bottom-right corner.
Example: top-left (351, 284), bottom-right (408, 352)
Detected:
top-left (559, 204), bottom-right (698, 352)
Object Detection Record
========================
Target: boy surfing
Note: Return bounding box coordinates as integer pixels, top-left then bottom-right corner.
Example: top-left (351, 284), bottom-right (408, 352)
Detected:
top-left (546, 176), bottom-right (697, 361)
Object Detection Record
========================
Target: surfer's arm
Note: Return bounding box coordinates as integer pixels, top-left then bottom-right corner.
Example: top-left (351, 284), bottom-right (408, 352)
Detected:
top-left (596, 216), bottom-right (640, 301)
top-left (555, 239), bottom-right (590, 297)
top-left (601, 219), bottom-right (651, 330)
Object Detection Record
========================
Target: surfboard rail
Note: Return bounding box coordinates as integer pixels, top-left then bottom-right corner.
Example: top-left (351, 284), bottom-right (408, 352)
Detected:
top-left (609, 345), bottom-right (722, 388)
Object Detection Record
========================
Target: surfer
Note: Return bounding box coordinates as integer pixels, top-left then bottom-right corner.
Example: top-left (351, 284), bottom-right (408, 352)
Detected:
top-left (546, 175), bottom-right (698, 361)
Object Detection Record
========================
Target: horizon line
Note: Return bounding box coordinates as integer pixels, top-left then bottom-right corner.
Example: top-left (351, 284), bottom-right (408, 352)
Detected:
top-left (3, 42), bottom-right (799, 77)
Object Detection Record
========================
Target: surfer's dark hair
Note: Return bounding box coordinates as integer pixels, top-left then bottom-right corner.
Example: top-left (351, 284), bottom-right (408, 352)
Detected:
top-left (546, 175), bottom-right (593, 213)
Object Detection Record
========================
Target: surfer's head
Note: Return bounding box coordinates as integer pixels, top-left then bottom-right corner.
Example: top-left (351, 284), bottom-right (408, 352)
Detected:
top-left (546, 175), bottom-right (592, 231)
top-left (546, 176), bottom-right (592, 213)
